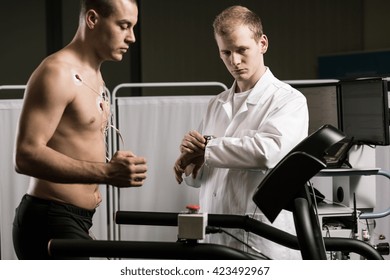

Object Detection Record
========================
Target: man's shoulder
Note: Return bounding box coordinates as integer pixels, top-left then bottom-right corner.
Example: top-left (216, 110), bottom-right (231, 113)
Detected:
top-left (259, 78), bottom-right (306, 107)
top-left (31, 53), bottom-right (76, 85)
top-left (267, 76), bottom-right (305, 98)
top-left (40, 51), bottom-right (73, 72)
top-left (26, 52), bottom-right (80, 101)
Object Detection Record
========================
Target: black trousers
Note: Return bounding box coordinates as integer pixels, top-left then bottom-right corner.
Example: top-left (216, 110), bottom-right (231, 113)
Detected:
top-left (13, 194), bottom-right (95, 260)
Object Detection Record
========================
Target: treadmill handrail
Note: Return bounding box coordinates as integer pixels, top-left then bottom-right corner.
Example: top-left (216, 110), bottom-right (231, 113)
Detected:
top-left (115, 210), bottom-right (383, 260)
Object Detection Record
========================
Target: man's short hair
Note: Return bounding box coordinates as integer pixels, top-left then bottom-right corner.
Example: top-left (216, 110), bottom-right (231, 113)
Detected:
top-left (80, 0), bottom-right (136, 18)
top-left (213, 5), bottom-right (264, 42)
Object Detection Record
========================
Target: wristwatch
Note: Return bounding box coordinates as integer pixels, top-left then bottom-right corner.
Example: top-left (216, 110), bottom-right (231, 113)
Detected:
top-left (203, 135), bottom-right (215, 146)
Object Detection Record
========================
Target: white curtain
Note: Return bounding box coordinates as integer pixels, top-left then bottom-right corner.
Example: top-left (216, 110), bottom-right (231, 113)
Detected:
top-left (115, 96), bottom-right (213, 242)
top-left (0, 100), bottom-right (28, 260)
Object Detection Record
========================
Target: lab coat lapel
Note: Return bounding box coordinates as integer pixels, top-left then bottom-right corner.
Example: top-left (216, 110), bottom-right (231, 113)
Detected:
top-left (221, 81), bottom-right (251, 119)
top-left (222, 101), bottom-right (233, 122)
top-left (219, 83), bottom-right (235, 122)
top-left (225, 99), bottom-right (251, 136)
top-left (223, 70), bottom-right (272, 136)
top-left (222, 83), bottom-right (251, 136)
top-left (235, 100), bottom-right (249, 116)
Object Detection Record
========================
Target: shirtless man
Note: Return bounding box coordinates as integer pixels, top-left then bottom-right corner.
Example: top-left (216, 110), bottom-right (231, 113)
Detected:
top-left (12, 0), bottom-right (147, 259)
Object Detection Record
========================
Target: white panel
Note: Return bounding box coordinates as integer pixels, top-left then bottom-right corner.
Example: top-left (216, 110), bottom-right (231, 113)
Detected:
top-left (0, 100), bottom-right (28, 260)
top-left (116, 96), bottom-right (213, 242)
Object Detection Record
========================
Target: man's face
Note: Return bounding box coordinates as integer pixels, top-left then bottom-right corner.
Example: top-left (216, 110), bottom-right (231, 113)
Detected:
top-left (215, 25), bottom-right (268, 90)
top-left (95, 0), bottom-right (138, 61)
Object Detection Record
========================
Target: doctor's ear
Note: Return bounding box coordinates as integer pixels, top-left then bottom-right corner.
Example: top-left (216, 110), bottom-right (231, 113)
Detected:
top-left (260, 34), bottom-right (268, 54)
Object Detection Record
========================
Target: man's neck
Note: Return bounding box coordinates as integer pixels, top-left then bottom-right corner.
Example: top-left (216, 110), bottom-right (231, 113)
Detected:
top-left (66, 37), bottom-right (102, 72)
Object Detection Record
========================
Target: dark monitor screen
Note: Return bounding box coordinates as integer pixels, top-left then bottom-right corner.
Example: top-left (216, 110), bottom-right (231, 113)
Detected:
top-left (339, 78), bottom-right (390, 146)
top-left (289, 80), bottom-right (339, 134)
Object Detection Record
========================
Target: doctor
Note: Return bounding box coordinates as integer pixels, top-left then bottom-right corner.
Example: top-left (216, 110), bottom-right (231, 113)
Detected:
top-left (174, 5), bottom-right (308, 259)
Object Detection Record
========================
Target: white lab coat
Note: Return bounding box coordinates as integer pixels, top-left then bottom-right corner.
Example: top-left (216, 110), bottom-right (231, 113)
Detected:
top-left (185, 68), bottom-right (309, 259)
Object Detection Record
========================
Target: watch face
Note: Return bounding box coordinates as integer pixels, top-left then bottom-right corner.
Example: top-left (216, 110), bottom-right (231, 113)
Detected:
top-left (204, 135), bottom-right (215, 146)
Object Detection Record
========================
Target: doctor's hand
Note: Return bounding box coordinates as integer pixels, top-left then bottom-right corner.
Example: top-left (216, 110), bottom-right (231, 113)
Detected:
top-left (174, 130), bottom-right (206, 184)
top-left (173, 151), bottom-right (204, 184)
top-left (180, 130), bottom-right (206, 154)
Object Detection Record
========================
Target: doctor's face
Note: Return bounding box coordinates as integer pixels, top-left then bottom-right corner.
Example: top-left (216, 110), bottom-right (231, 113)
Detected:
top-left (215, 25), bottom-right (268, 90)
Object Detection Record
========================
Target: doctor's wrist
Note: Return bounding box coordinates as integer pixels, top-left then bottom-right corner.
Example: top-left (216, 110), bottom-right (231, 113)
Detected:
top-left (203, 135), bottom-right (215, 146)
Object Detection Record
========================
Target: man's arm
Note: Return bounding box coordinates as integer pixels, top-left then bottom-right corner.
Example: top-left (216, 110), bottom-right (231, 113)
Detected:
top-left (14, 63), bottom-right (146, 187)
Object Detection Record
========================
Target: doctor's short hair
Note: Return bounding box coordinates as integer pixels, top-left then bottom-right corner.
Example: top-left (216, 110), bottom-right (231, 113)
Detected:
top-left (80, 0), bottom-right (137, 18)
top-left (213, 5), bottom-right (264, 43)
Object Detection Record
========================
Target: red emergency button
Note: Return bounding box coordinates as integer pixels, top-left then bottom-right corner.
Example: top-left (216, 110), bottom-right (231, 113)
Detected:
top-left (186, 204), bottom-right (200, 213)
